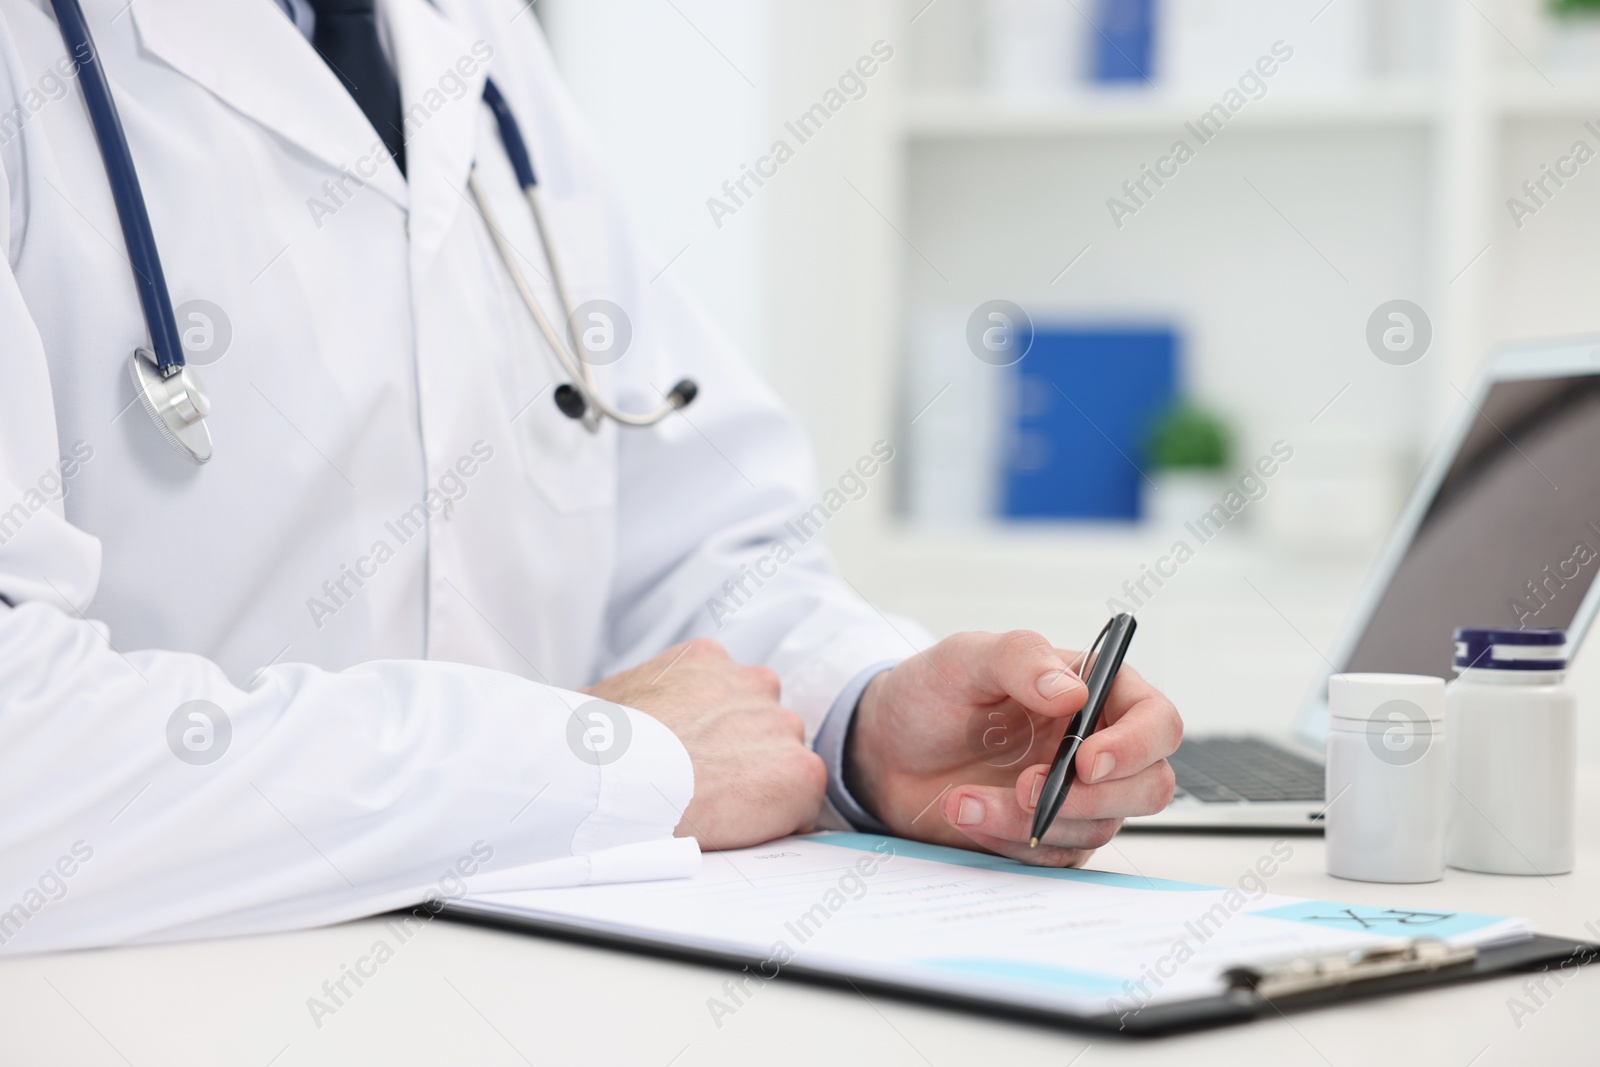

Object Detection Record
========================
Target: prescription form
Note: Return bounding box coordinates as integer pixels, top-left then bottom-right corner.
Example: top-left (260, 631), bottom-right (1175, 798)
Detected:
top-left (448, 833), bottom-right (1531, 1016)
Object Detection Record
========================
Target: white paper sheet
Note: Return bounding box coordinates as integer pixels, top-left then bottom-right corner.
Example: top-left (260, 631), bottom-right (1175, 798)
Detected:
top-left (451, 832), bottom-right (1530, 1019)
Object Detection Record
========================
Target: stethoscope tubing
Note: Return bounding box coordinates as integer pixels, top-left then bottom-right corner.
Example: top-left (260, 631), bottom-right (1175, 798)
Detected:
top-left (50, 0), bottom-right (186, 377)
top-left (467, 169), bottom-right (599, 424)
top-left (477, 77), bottom-right (691, 430)
top-left (49, 0), bottom-right (692, 460)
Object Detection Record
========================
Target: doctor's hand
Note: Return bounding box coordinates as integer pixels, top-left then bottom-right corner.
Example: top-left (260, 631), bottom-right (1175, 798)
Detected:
top-left (845, 631), bottom-right (1181, 867)
top-left (583, 639), bottom-right (826, 852)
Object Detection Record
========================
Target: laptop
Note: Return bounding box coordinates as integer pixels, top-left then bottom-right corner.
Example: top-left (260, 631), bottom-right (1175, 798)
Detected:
top-left (1129, 338), bottom-right (1600, 831)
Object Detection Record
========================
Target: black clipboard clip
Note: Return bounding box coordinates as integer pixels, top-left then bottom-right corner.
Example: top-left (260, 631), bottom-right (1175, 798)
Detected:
top-left (1224, 937), bottom-right (1477, 1003)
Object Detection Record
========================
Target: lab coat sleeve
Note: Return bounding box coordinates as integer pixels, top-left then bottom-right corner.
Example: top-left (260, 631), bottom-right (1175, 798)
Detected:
top-left (0, 178), bottom-right (692, 955)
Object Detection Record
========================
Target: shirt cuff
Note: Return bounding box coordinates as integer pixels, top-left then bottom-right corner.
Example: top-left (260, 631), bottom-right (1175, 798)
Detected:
top-left (812, 660), bottom-right (898, 833)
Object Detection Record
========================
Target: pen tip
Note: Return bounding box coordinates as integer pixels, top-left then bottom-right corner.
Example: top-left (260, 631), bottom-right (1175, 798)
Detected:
top-left (1028, 837), bottom-right (1039, 848)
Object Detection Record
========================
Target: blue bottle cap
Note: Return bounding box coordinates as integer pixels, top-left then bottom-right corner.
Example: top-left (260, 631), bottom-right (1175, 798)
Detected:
top-left (1452, 627), bottom-right (1567, 671)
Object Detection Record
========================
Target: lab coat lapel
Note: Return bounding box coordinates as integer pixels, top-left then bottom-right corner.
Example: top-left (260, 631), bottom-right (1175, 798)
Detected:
top-left (129, 0), bottom-right (408, 210)
top-left (383, 0), bottom-right (488, 271)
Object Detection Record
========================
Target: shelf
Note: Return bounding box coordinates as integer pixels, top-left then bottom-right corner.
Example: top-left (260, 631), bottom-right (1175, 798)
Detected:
top-left (899, 83), bottom-right (1439, 139)
top-left (1494, 76), bottom-right (1600, 118)
top-left (835, 522), bottom-right (1372, 605)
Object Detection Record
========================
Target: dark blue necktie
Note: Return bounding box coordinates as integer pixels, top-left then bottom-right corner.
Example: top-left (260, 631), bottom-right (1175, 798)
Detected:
top-left (307, 0), bottom-right (406, 175)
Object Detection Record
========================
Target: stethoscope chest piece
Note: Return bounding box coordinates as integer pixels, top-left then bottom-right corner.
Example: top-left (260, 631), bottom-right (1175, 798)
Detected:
top-left (130, 348), bottom-right (213, 464)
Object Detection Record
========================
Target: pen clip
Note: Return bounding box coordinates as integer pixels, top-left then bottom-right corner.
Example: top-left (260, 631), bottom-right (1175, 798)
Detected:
top-left (1070, 618), bottom-right (1113, 681)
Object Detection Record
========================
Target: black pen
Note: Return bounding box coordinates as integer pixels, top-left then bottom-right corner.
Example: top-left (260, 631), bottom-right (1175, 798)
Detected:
top-left (1029, 613), bottom-right (1138, 848)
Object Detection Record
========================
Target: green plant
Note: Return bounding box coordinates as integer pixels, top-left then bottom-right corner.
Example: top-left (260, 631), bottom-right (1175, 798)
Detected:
top-left (1551, 0), bottom-right (1600, 15)
top-left (1143, 402), bottom-right (1231, 471)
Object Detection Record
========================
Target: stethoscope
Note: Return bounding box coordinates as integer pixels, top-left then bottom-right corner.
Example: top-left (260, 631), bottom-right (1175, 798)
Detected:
top-left (49, 0), bottom-right (696, 465)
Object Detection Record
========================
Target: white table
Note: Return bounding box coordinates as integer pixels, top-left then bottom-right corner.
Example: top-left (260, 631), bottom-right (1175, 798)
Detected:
top-left (2, 772), bottom-right (1594, 1067)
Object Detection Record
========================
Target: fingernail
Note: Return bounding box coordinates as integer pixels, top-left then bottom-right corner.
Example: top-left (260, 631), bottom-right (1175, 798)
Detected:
top-left (1090, 752), bottom-right (1115, 783)
top-left (1036, 670), bottom-right (1082, 699)
top-left (955, 796), bottom-right (984, 826)
top-left (1029, 775), bottom-right (1044, 809)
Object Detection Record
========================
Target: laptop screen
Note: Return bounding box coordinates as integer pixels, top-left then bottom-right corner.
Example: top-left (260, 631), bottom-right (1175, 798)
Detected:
top-left (1343, 373), bottom-right (1600, 680)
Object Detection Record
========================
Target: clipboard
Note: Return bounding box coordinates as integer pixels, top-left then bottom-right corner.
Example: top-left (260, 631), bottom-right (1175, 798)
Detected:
top-left (438, 834), bottom-right (1600, 1036)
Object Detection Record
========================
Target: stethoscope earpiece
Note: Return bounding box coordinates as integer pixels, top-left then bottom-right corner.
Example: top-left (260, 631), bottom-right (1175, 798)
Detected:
top-left (552, 378), bottom-right (698, 422)
top-left (667, 379), bottom-right (698, 408)
top-left (553, 383), bottom-right (587, 420)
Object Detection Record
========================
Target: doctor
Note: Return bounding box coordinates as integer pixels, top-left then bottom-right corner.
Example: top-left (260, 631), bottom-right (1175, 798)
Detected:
top-left (0, 0), bottom-right (1180, 953)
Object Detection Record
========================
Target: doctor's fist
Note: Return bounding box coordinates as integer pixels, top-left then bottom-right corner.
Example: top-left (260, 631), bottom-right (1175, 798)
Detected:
top-left (845, 630), bottom-right (1181, 867)
top-left (584, 639), bottom-right (826, 850)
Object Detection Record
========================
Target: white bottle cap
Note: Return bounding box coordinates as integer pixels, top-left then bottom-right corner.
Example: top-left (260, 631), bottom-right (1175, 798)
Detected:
top-left (1328, 673), bottom-right (1445, 723)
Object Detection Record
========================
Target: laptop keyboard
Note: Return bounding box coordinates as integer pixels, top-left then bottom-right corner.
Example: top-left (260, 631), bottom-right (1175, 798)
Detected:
top-left (1168, 737), bottom-right (1325, 804)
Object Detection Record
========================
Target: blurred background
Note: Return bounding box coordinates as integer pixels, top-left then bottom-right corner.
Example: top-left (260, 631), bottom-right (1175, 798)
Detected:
top-left (537, 0), bottom-right (1600, 757)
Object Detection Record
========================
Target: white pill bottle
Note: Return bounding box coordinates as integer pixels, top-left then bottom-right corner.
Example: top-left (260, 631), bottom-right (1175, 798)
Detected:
top-left (1446, 627), bottom-right (1576, 876)
top-left (1325, 673), bottom-right (1447, 883)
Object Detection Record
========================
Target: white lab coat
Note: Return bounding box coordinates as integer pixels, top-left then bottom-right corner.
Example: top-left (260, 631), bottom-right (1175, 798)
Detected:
top-left (0, 0), bottom-right (927, 953)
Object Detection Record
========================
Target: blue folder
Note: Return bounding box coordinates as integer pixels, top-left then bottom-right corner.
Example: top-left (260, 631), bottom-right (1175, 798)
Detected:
top-left (1090, 0), bottom-right (1156, 84)
top-left (1001, 327), bottom-right (1176, 521)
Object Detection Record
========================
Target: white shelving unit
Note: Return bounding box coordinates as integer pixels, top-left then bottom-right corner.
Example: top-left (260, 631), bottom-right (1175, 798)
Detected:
top-left (858, 0), bottom-right (1600, 533)
top-left (776, 0), bottom-right (1600, 738)
top-left (1495, 75), bottom-right (1600, 114)
top-left (900, 83), bottom-right (1440, 137)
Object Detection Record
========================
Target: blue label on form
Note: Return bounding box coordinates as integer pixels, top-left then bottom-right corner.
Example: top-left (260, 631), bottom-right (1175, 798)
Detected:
top-left (1250, 902), bottom-right (1509, 941)
top-left (810, 832), bottom-right (1214, 892)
